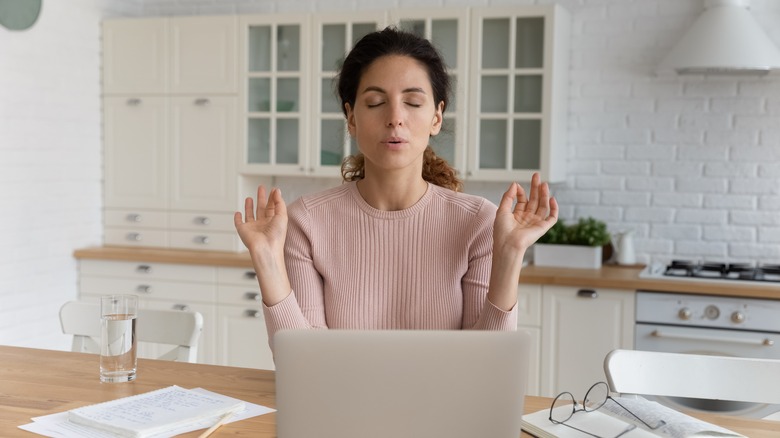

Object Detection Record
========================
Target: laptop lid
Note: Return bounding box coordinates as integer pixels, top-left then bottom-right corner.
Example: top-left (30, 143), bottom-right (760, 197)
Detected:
top-left (274, 329), bottom-right (530, 438)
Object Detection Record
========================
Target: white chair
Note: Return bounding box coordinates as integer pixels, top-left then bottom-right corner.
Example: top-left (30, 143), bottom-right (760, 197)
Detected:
top-left (60, 301), bottom-right (203, 363)
top-left (604, 349), bottom-right (780, 408)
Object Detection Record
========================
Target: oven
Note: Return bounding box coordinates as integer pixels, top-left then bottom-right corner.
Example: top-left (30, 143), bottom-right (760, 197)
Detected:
top-left (636, 261), bottom-right (780, 418)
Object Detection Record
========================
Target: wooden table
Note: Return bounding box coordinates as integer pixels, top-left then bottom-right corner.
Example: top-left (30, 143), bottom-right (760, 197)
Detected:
top-left (2, 345), bottom-right (779, 437)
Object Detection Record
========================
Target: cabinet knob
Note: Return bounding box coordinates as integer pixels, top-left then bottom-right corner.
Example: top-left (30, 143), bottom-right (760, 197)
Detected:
top-left (194, 216), bottom-right (211, 226)
top-left (244, 271), bottom-right (257, 280)
top-left (125, 213), bottom-right (142, 223)
top-left (126, 98), bottom-right (141, 106)
top-left (136, 284), bottom-right (152, 294)
top-left (136, 265), bottom-right (152, 274)
top-left (194, 235), bottom-right (210, 245)
top-left (244, 309), bottom-right (262, 318)
top-left (576, 289), bottom-right (598, 299)
top-left (126, 232), bottom-right (142, 242)
top-left (172, 304), bottom-right (191, 311)
top-left (194, 98), bottom-right (210, 106)
top-left (244, 292), bottom-right (262, 302)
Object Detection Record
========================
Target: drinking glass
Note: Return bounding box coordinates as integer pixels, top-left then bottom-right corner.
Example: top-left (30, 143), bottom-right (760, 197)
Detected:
top-left (100, 294), bottom-right (138, 383)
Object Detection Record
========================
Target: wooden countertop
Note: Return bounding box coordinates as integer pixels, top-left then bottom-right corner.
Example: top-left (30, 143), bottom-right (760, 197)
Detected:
top-left (74, 246), bottom-right (780, 300)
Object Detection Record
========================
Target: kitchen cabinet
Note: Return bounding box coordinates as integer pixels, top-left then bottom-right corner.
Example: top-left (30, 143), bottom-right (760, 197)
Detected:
top-left (102, 16), bottom-right (240, 252)
top-left (77, 259), bottom-right (276, 370)
top-left (540, 285), bottom-right (635, 397)
top-left (517, 284), bottom-right (542, 396)
top-left (467, 6), bottom-right (569, 182)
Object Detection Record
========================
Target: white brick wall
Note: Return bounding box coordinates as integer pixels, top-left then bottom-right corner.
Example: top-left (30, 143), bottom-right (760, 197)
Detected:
top-left (2, 0), bottom-right (779, 347)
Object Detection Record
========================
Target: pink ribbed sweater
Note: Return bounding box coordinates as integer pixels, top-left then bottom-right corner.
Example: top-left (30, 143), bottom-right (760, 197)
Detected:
top-left (262, 181), bottom-right (518, 347)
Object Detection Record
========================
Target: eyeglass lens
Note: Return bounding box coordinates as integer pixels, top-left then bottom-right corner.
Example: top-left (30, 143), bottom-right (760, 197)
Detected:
top-left (584, 381), bottom-right (609, 411)
top-left (550, 392), bottom-right (576, 423)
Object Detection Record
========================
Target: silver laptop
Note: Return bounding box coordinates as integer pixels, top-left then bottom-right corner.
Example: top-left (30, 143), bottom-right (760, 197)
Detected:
top-left (274, 329), bottom-right (531, 438)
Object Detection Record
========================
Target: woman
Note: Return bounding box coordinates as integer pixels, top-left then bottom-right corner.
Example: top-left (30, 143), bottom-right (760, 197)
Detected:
top-left (234, 27), bottom-right (558, 349)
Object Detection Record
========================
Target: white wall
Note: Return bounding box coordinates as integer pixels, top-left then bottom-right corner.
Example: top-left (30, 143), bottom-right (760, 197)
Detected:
top-left (1, 0), bottom-right (778, 348)
top-left (0, 0), bottom-right (139, 349)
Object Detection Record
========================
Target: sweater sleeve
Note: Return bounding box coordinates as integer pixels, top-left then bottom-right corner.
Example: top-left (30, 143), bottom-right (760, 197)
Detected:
top-left (262, 199), bottom-right (328, 349)
top-left (461, 200), bottom-right (518, 331)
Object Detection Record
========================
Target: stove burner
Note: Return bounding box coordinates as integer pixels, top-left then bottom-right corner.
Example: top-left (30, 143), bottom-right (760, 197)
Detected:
top-left (662, 260), bottom-right (780, 283)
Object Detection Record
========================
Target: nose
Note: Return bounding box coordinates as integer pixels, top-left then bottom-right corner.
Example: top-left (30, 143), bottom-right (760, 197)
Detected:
top-left (385, 102), bottom-right (404, 127)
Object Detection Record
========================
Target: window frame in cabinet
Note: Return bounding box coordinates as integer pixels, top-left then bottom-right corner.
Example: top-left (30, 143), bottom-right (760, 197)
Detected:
top-left (238, 14), bottom-right (312, 176)
top-left (467, 6), bottom-right (569, 183)
top-left (387, 8), bottom-right (470, 179)
top-left (307, 12), bottom-right (387, 178)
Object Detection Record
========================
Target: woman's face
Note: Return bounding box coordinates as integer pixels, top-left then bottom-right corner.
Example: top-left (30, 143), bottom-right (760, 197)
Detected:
top-left (345, 55), bottom-right (443, 177)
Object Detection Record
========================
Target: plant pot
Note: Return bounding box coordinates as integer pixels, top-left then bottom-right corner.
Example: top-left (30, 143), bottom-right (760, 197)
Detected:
top-left (533, 243), bottom-right (602, 269)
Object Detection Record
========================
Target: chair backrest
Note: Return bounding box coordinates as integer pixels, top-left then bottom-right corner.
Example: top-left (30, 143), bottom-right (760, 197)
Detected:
top-left (59, 301), bottom-right (203, 363)
top-left (604, 349), bottom-right (780, 405)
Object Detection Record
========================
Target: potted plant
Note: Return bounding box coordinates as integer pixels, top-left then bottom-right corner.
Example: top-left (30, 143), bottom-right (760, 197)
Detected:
top-left (533, 217), bottom-right (611, 269)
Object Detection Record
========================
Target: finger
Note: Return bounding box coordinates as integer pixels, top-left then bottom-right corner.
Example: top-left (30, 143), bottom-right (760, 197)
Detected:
top-left (548, 196), bottom-right (559, 222)
top-left (233, 211), bottom-right (244, 228)
top-left (264, 188), bottom-right (277, 218)
top-left (272, 188), bottom-right (287, 217)
top-left (498, 182), bottom-right (519, 213)
top-left (536, 181), bottom-right (551, 217)
top-left (526, 172), bottom-right (541, 212)
top-left (255, 185), bottom-right (268, 219)
top-left (513, 183), bottom-right (528, 213)
top-left (243, 196), bottom-right (255, 222)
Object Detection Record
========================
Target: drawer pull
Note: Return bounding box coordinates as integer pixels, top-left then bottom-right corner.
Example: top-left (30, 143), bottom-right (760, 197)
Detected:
top-left (172, 304), bottom-right (191, 311)
top-left (577, 289), bottom-right (598, 299)
top-left (244, 292), bottom-right (261, 302)
top-left (136, 284), bottom-right (152, 294)
top-left (126, 98), bottom-right (141, 106)
top-left (194, 216), bottom-right (211, 226)
top-left (244, 309), bottom-right (262, 318)
top-left (126, 232), bottom-right (142, 242)
top-left (243, 271), bottom-right (257, 280)
top-left (194, 235), bottom-right (210, 244)
top-left (195, 98), bottom-right (210, 106)
top-left (136, 265), bottom-right (152, 274)
top-left (125, 213), bottom-right (142, 223)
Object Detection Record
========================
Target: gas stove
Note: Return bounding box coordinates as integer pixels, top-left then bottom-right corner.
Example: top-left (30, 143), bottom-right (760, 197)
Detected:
top-left (640, 260), bottom-right (780, 287)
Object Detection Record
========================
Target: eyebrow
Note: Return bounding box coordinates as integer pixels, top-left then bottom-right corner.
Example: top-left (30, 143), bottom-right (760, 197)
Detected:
top-left (361, 85), bottom-right (427, 95)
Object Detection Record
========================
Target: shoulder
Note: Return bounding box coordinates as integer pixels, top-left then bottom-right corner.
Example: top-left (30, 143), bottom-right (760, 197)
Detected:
top-left (288, 183), bottom-right (353, 216)
top-left (429, 184), bottom-right (497, 219)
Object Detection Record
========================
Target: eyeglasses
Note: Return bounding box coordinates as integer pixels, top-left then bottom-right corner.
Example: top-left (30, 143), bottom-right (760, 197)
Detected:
top-left (549, 381), bottom-right (665, 438)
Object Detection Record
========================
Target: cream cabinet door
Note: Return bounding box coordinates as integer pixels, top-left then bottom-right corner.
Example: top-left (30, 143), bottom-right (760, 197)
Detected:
top-left (540, 286), bottom-right (635, 397)
top-left (102, 18), bottom-right (168, 95)
top-left (169, 96), bottom-right (237, 212)
top-left (170, 16), bottom-right (237, 94)
top-left (103, 96), bottom-right (168, 210)
top-left (216, 304), bottom-right (274, 370)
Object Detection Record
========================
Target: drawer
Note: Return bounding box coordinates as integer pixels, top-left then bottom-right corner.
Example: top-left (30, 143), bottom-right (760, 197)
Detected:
top-left (217, 266), bottom-right (259, 286)
top-left (80, 276), bottom-right (216, 303)
top-left (80, 259), bottom-right (216, 282)
top-left (218, 284), bottom-right (263, 306)
top-left (517, 284), bottom-right (542, 327)
top-left (170, 211), bottom-right (235, 232)
top-left (105, 227), bottom-right (168, 248)
top-left (169, 231), bottom-right (240, 252)
top-left (104, 208), bottom-right (168, 228)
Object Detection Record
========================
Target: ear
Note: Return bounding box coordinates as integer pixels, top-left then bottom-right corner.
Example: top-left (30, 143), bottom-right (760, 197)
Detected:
top-left (429, 101), bottom-right (444, 136)
top-left (345, 102), bottom-right (356, 136)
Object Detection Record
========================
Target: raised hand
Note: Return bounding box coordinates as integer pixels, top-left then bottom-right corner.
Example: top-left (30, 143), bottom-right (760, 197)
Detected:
top-left (234, 185), bottom-right (291, 306)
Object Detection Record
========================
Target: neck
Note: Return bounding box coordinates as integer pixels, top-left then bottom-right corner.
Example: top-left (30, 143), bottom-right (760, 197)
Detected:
top-left (356, 174), bottom-right (428, 211)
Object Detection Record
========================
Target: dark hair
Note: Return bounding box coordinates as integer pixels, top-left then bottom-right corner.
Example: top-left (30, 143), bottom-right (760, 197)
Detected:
top-left (337, 27), bottom-right (462, 192)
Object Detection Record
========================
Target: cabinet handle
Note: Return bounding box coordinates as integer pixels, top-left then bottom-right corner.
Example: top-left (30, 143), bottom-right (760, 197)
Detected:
top-left (577, 289), bottom-right (598, 299)
top-left (244, 309), bottom-right (262, 318)
top-left (136, 284), bottom-right (152, 294)
top-left (194, 98), bottom-right (210, 106)
top-left (194, 216), bottom-right (211, 226)
top-left (126, 232), bottom-right (142, 242)
top-left (125, 213), bottom-right (142, 223)
top-left (194, 235), bottom-right (210, 245)
top-left (243, 271), bottom-right (257, 280)
top-left (136, 265), bottom-right (152, 274)
top-left (172, 304), bottom-right (191, 311)
top-left (126, 98), bottom-right (141, 106)
top-left (244, 292), bottom-right (261, 302)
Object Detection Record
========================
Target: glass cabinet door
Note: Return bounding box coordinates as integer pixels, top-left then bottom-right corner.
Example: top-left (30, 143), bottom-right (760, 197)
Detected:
top-left (468, 6), bottom-right (569, 183)
top-left (240, 16), bottom-right (309, 174)
top-left (310, 13), bottom-right (384, 176)
top-left (390, 9), bottom-right (469, 178)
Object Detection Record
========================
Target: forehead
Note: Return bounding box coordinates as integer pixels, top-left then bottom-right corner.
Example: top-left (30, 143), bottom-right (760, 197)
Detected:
top-left (359, 55), bottom-right (433, 94)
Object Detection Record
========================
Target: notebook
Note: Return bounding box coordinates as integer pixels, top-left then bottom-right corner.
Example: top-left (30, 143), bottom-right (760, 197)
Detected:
top-left (274, 329), bottom-right (531, 438)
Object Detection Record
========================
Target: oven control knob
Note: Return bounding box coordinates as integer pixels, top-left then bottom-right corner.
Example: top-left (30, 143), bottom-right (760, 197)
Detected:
top-left (678, 308), bottom-right (692, 320)
top-left (731, 311), bottom-right (745, 324)
top-left (704, 305), bottom-right (720, 320)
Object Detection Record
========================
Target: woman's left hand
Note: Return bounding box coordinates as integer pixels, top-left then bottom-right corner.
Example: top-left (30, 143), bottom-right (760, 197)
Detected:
top-left (493, 172), bottom-right (558, 256)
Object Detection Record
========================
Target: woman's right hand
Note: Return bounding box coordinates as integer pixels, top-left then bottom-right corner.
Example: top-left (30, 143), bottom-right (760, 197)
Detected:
top-left (234, 185), bottom-right (291, 306)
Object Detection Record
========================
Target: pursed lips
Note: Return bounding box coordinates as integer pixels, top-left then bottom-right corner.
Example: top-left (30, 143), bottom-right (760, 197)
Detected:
top-left (382, 136), bottom-right (407, 149)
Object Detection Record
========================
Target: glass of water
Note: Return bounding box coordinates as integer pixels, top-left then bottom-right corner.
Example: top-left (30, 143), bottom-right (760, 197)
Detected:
top-left (100, 294), bottom-right (138, 383)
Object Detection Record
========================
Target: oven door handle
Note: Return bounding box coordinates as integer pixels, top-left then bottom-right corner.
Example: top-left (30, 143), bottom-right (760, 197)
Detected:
top-left (651, 329), bottom-right (775, 346)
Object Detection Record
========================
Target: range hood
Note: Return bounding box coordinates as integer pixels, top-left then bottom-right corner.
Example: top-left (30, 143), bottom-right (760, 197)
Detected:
top-left (657, 0), bottom-right (780, 75)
